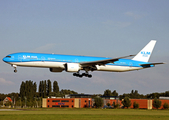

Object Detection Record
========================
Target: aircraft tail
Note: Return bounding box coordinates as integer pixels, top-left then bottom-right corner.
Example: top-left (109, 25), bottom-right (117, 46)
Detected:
top-left (132, 40), bottom-right (156, 62)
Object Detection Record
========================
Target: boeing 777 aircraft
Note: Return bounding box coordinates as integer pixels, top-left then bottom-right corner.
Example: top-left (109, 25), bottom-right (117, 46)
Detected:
top-left (3, 40), bottom-right (164, 78)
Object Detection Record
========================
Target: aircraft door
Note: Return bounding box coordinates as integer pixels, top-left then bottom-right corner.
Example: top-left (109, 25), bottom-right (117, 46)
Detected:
top-left (41, 56), bottom-right (45, 62)
top-left (75, 59), bottom-right (79, 62)
top-left (129, 62), bottom-right (132, 67)
top-left (129, 62), bottom-right (133, 70)
top-left (18, 55), bottom-right (22, 62)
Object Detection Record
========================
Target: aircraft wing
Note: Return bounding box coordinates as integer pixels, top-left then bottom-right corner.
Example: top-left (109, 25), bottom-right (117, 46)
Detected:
top-left (80, 55), bottom-right (135, 67)
top-left (140, 62), bottom-right (165, 67)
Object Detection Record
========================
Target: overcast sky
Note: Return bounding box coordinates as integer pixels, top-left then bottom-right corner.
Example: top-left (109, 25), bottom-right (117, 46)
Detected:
top-left (0, 0), bottom-right (169, 95)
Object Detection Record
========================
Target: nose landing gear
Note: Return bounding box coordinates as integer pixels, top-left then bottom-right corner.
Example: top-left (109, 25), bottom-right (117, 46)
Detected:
top-left (12, 65), bottom-right (17, 73)
top-left (14, 69), bottom-right (17, 73)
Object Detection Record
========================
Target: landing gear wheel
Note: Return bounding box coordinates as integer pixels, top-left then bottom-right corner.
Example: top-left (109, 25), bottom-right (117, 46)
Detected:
top-left (88, 74), bottom-right (92, 78)
top-left (85, 74), bottom-right (88, 77)
top-left (82, 73), bottom-right (88, 77)
top-left (73, 71), bottom-right (92, 78)
top-left (79, 74), bottom-right (83, 78)
top-left (73, 73), bottom-right (77, 76)
top-left (73, 73), bottom-right (80, 77)
top-left (14, 70), bottom-right (17, 73)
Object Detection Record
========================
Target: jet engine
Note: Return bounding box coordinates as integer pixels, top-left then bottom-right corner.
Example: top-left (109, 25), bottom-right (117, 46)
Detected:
top-left (49, 68), bottom-right (63, 72)
top-left (65, 63), bottom-right (80, 72)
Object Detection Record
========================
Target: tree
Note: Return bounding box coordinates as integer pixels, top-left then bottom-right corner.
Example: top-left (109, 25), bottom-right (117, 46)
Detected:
top-left (153, 98), bottom-right (161, 109)
top-left (130, 90), bottom-right (139, 98)
top-left (163, 102), bottom-right (169, 109)
top-left (112, 102), bottom-right (115, 108)
top-left (33, 82), bottom-right (37, 97)
top-left (39, 81), bottom-right (42, 97)
top-left (122, 97), bottom-right (131, 108)
top-left (130, 90), bottom-right (134, 98)
top-left (112, 90), bottom-right (118, 96)
top-left (38, 80), bottom-right (47, 98)
top-left (112, 102), bottom-right (120, 109)
top-left (94, 97), bottom-right (103, 108)
top-left (60, 89), bottom-right (78, 95)
top-left (47, 79), bottom-right (51, 96)
top-left (25, 80), bottom-right (36, 102)
top-left (134, 90), bottom-right (139, 97)
top-left (53, 81), bottom-right (59, 93)
top-left (4, 101), bottom-right (12, 106)
top-left (103, 89), bottom-right (112, 96)
top-left (0, 101), bottom-right (3, 106)
top-left (165, 91), bottom-right (169, 97)
top-left (147, 93), bottom-right (160, 99)
top-left (43, 80), bottom-right (47, 97)
top-left (20, 81), bottom-right (25, 101)
top-left (115, 103), bottom-right (120, 109)
top-left (20, 80), bottom-right (37, 107)
top-left (133, 101), bottom-right (139, 109)
top-left (39, 80), bottom-right (53, 98)
top-left (107, 102), bottom-right (110, 107)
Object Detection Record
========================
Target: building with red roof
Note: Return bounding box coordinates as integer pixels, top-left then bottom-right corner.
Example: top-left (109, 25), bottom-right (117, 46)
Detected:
top-left (3, 97), bottom-right (13, 106)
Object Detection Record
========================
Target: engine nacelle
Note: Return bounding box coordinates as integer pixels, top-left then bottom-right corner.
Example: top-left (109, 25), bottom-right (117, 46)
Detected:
top-left (50, 68), bottom-right (63, 72)
top-left (65, 63), bottom-right (80, 72)
top-left (95, 65), bottom-right (101, 70)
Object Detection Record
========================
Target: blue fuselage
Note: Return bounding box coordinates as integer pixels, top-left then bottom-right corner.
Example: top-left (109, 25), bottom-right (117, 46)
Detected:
top-left (3, 52), bottom-right (152, 70)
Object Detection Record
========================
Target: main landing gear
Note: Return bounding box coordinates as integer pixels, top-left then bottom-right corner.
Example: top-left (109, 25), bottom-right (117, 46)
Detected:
top-left (73, 71), bottom-right (92, 78)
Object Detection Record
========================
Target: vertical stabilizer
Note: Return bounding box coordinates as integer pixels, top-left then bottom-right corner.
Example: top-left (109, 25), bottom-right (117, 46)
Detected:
top-left (132, 40), bottom-right (156, 62)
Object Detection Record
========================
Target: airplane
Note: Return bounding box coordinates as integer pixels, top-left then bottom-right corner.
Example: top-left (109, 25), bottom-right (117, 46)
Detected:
top-left (3, 40), bottom-right (164, 78)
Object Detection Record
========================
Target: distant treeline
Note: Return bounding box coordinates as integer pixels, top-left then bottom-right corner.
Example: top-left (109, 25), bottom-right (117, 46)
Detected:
top-left (103, 89), bottom-right (169, 100)
top-left (0, 80), bottom-right (77, 107)
top-left (0, 80), bottom-right (169, 107)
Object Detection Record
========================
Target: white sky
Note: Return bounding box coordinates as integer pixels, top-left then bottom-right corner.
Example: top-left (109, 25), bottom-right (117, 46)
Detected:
top-left (0, 0), bottom-right (169, 95)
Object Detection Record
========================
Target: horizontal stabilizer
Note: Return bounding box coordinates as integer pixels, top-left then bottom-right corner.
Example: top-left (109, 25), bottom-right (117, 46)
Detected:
top-left (140, 62), bottom-right (165, 67)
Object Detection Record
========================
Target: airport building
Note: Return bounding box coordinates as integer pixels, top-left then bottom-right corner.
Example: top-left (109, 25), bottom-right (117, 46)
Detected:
top-left (42, 95), bottom-right (169, 109)
top-left (128, 98), bottom-right (169, 109)
top-left (42, 94), bottom-right (120, 108)
top-left (42, 94), bottom-right (93, 108)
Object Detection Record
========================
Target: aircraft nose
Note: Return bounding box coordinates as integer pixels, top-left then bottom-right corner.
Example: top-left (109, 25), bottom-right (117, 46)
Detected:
top-left (2, 57), bottom-right (10, 62)
top-left (3, 57), bottom-right (7, 62)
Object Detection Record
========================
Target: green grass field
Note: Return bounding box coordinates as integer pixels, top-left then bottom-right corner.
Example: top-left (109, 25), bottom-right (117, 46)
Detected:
top-left (0, 108), bottom-right (169, 120)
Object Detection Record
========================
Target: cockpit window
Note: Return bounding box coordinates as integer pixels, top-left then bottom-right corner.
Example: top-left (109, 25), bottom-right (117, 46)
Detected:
top-left (6, 56), bottom-right (11, 58)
